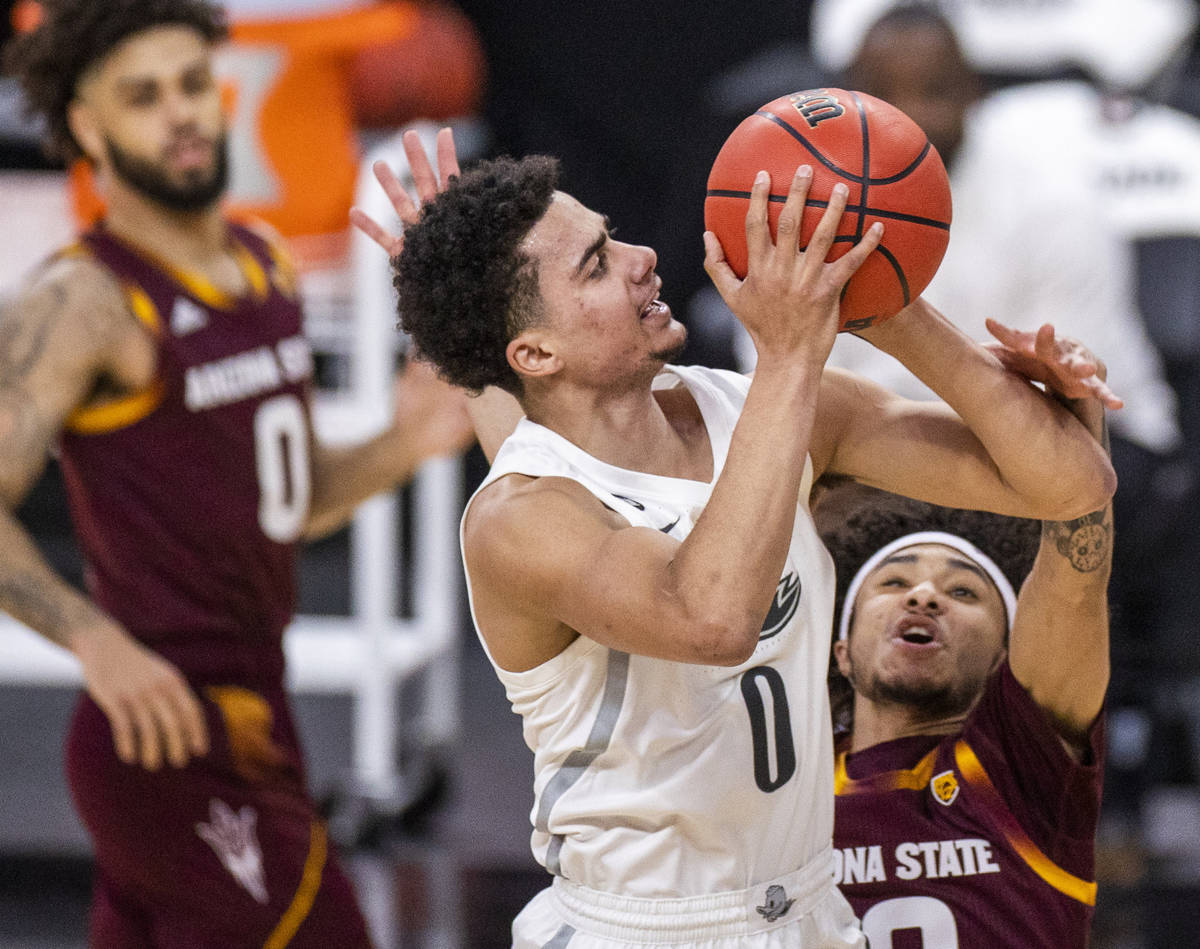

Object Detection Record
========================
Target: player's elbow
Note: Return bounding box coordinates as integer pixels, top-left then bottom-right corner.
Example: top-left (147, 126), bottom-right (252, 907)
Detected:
top-left (1047, 456), bottom-right (1117, 520)
top-left (660, 565), bottom-right (764, 665)
top-left (1096, 460), bottom-right (1119, 505)
top-left (684, 615), bottom-right (762, 666)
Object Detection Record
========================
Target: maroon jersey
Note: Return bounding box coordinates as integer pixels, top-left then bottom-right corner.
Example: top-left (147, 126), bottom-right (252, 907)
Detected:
top-left (833, 663), bottom-right (1104, 948)
top-left (57, 222), bottom-right (313, 680)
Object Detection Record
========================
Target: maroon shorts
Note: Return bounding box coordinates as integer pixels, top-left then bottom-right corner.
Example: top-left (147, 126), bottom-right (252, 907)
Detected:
top-left (65, 686), bottom-right (372, 949)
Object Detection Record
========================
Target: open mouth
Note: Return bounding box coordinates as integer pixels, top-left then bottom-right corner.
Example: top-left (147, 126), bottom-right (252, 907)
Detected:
top-left (168, 138), bottom-right (213, 168)
top-left (892, 617), bottom-right (939, 647)
top-left (640, 299), bottom-right (667, 320)
top-left (899, 628), bottom-right (935, 645)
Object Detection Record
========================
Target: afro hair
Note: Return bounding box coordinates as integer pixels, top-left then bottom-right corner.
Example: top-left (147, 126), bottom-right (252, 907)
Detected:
top-left (393, 154), bottom-right (559, 396)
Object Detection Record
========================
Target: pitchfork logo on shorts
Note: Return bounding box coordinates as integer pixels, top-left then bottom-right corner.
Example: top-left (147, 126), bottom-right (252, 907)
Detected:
top-left (196, 798), bottom-right (269, 904)
top-left (759, 572), bottom-right (801, 640)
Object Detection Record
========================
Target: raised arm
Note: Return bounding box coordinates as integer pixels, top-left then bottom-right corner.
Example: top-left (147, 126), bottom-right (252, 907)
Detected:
top-left (815, 298), bottom-right (1117, 520)
top-left (351, 127), bottom-right (528, 466)
top-left (0, 258), bottom-right (207, 770)
top-left (304, 356), bottom-right (475, 538)
top-left (306, 126), bottom-right (476, 537)
top-left (1003, 344), bottom-right (1113, 746)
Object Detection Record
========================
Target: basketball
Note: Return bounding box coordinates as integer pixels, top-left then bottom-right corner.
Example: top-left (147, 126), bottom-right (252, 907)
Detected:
top-left (704, 88), bottom-right (952, 331)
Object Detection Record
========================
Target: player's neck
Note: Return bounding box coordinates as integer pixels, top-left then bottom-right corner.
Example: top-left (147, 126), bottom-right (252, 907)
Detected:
top-left (524, 376), bottom-right (712, 481)
top-left (103, 188), bottom-right (229, 270)
top-left (849, 700), bottom-right (966, 753)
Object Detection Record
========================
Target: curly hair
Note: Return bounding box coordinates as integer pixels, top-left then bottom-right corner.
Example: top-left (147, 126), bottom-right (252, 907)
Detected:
top-left (3, 0), bottom-right (228, 162)
top-left (393, 154), bottom-right (560, 396)
top-left (814, 477), bottom-right (1040, 739)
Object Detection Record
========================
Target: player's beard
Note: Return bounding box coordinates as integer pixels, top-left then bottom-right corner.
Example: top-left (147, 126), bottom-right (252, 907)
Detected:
top-left (104, 133), bottom-right (229, 213)
top-left (652, 339), bottom-right (687, 364)
top-left (851, 664), bottom-right (983, 720)
top-left (650, 325), bottom-right (687, 365)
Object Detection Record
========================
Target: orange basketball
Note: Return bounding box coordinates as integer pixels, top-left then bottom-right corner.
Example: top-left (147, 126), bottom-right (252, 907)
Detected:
top-left (704, 88), bottom-right (952, 331)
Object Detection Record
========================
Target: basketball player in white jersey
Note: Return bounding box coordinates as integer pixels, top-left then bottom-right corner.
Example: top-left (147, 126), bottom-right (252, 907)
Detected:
top-left (353, 128), bottom-right (1119, 947)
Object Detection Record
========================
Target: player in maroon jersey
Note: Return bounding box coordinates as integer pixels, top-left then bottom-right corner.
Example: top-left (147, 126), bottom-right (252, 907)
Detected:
top-left (0, 2), bottom-right (473, 946)
top-left (816, 349), bottom-right (1112, 947)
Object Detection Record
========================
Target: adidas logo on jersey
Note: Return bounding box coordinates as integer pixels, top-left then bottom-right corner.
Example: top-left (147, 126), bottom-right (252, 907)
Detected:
top-left (170, 297), bottom-right (209, 335)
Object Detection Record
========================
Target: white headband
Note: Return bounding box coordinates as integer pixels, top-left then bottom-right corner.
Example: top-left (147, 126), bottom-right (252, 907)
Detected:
top-left (837, 531), bottom-right (1018, 643)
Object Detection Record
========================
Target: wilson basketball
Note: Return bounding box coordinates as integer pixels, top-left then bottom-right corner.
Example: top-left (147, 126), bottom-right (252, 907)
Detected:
top-left (704, 88), bottom-right (952, 331)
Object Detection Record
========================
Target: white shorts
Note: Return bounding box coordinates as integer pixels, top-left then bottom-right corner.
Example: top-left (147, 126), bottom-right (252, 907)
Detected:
top-left (511, 847), bottom-right (865, 948)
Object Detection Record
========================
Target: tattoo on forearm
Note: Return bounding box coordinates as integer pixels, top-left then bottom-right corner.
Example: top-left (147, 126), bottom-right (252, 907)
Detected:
top-left (1043, 507), bottom-right (1112, 573)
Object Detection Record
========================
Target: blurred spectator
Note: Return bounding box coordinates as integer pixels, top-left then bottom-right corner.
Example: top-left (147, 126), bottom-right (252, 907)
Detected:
top-left (811, 0), bottom-right (1199, 100)
top-left (807, 7), bottom-right (1181, 457)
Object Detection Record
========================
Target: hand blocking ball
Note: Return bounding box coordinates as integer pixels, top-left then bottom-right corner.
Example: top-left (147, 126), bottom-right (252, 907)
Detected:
top-left (704, 88), bottom-right (952, 331)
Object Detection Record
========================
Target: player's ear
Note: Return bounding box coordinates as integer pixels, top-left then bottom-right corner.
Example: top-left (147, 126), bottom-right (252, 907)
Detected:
top-left (833, 639), bottom-right (852, 677)
top-left (507, 330), bottom-right (561, 380)
top-left (67, 98), bottom-right (104, 165)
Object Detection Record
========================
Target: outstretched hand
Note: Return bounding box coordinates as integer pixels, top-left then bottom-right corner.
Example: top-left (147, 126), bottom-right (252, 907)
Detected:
top-left (984, 319), bottom-right (1124, 411)
top-left (349, 126), bottom-right (461, 257)
top-left (702, 165), bottom-right (882, 365)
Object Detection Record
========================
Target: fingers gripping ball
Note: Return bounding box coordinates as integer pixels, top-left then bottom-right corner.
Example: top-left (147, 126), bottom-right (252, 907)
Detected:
top-left (704, 88), bottom-right (952, 331)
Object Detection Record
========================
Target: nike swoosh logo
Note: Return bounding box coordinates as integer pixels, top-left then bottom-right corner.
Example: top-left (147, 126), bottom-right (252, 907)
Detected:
top-left (612, 493), bottom-right (645, 511)
top-left (658, 517), bottom-right (680, 534)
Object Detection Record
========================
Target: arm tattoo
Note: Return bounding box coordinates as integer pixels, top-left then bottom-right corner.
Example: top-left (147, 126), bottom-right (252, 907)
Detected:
top-left (1043, 411), bottom-right (1112, 574)
top-left (1042, 508), bottom-right (1111, 573)
top-left (0, 283), bottom-right (68, 379)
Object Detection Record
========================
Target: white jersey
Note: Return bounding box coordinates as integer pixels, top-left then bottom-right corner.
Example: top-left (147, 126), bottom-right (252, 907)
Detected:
top-left (461, 365), bottom-right (839, 899)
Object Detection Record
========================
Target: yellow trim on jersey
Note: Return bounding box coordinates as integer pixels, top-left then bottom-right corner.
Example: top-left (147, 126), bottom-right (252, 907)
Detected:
top-left (164, 240), bottom-right (270, 309)
top-left (954, 740), bottom-right (1097, 906)
top-left (262, 820), bottom-right (328, 949)
top-left (58, 241), bottom-right (88, 260)
top-left (64, 284), bottom-right (164, 434)
top-left (241, 218), bottom-right (299, 301)
top-left (123, 283), bottom-right (162, 332)
top-left (65, 380), bottom-right (166, 434)
top-left (100, 227), bottom-right (271, 310)
top-left (834, 747), bottom-right (938, 796)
